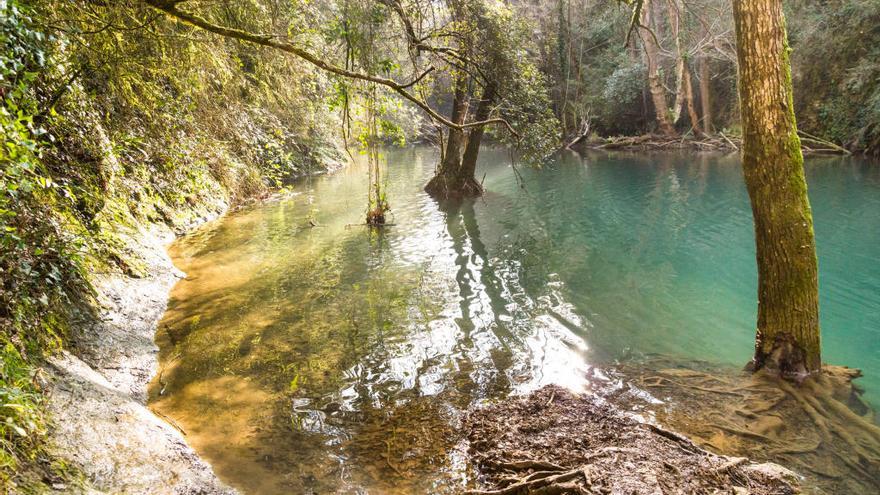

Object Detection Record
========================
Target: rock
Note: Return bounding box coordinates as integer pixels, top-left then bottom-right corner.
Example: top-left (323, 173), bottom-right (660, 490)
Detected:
top-left (743, 462), bottom-right (802, 486)
top-left (45, 220), bottom-right (235, 494)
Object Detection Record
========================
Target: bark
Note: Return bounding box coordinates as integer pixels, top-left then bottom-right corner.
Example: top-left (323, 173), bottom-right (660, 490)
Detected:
top-left (460, 82), bottom-right (498, 184)
top-left (425, 74), bottom-right (476, 198)
top-left (699, 55), bottom-right (713, 133)
top-left (683, 64), bottom-right (703, 137)
top-left (641, 0), bottom-right (676, 135)
top-left (667, 0), bottom-right (685, 124)
top-left (443, 74), bottom-right (469, 172)
top-left (733, 0), bottom-right (821, 378)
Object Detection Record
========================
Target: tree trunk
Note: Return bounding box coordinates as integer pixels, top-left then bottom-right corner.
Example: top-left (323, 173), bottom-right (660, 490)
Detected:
top-left (699, 55), bottom-right (713, 133)
top-left (733, 0), bottom-right (821, 378)
top-left (459, 82), bottom-right (497, 193)
top-left (641, 0), bottom-right (676, 135)
top-left (667, 0), bottom-right (685, 125)
top-left (425, 74), bottom-right (474, 198)
top-left (683, 64), bottom-right (703, 137)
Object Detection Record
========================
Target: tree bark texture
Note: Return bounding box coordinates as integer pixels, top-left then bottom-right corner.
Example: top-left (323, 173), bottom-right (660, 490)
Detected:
top-left (460, 82), bottom-right (497, 183)
top-left (641, 0), bottom-right (676, 135)
top-left (733, 0), bottom-right (821, 378)
top-left (699, 55), bottom-right (713, 133)
top-left (425, 74), bottom-right (482, 198)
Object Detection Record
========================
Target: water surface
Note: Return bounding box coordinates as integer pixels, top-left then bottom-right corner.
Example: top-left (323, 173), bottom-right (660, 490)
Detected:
top-left (149, 147), bottom-right (880, 493)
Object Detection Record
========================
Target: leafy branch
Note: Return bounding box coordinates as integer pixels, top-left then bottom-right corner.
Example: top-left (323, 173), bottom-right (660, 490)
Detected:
top-left (143, 0), bottom-right (518, 137)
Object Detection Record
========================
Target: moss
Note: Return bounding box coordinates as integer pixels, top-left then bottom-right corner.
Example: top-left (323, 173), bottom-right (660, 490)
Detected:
top-left (0, 0), bottom-right (352, 487)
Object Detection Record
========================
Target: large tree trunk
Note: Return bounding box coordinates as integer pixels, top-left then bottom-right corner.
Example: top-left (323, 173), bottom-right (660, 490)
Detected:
top-left (425, 74), bottom-right (471, 198)
top-left (699, 55), bottom-right (713, 133)
top-left (733, 0), bottom-right (821, 378)
top-left (667, 0), bottom-right (686, 125)
top-left (641, 0), bottom-right (676, 135)
top-left (459, 82), bottom-right (497, 193)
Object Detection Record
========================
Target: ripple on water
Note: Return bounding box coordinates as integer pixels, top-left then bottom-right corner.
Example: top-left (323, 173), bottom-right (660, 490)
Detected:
top-left (149, 147), bottom-right (880, 494)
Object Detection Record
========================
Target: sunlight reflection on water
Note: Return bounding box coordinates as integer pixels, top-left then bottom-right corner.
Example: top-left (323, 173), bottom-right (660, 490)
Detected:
top-left (148, 146), bottom-right (880, 494)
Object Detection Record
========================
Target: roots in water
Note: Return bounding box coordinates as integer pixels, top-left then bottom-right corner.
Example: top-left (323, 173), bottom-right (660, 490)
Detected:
top-left (366, 207), bottom-right (386, 226)
top-left (465, 385), bottom-right (799, 495)
top-left (606, 356), bottom-right (880, 493)
top-left (424, 174), bottom-right (484, 199)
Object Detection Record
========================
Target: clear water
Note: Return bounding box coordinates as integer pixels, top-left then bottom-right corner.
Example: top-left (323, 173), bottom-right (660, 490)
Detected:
top-left (149, 147), bottom-right (880, 494)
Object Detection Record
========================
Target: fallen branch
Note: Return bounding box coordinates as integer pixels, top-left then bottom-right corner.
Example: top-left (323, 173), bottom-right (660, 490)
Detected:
top-left (719, 131), bottom-right (739, 150)
top-left (797, 130), bottom-right (852, 155)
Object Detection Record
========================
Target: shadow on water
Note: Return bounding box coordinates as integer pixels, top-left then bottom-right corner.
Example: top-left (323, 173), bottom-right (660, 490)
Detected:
top-left (148, 147), bottom-right (880, 494)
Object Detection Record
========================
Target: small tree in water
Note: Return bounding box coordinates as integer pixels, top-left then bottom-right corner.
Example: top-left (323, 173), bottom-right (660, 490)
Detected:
top-left (364, 84), bottom-right (389, 225)
top-left (422, 0), bottom-right (558, 199)
top-left (732, 0), bottom-right (820, 379)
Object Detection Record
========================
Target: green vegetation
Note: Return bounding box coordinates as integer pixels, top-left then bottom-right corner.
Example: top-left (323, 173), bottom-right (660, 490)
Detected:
top-left (0, 0), bottom-right (877, 491)
top-left (788, 0), bottom-right (880, 153)
top-left (1, 1), bottom-right (75, 484)
top-left (1, 0), bottom-right (341, 488)
top-left (532, 0), bottom-right (880, 155)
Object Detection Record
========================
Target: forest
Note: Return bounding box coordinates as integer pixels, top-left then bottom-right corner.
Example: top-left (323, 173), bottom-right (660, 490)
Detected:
top-left (1, 0), bottom-right (880, 493)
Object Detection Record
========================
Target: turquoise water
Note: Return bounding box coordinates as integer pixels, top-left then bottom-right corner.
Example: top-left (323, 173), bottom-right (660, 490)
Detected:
top-left (500, 150), bottom-right (880, 395)
top-left (150, 147), bottom-right (880, 493)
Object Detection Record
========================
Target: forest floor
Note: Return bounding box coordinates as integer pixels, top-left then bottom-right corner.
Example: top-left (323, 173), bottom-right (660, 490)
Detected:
top-left (466, 385), bottom-right (801, 495)
top-left (40, 207), bottom-right (236, 494)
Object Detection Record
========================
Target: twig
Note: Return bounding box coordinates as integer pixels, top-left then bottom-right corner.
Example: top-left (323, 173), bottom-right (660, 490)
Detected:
top-left (151, 408), bottom-right (188, 436)
top-left (719, 131), bottom-right (738, 150)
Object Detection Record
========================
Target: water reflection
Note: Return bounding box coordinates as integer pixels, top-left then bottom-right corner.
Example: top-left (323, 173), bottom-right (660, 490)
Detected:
top-left (149, 147), bottom-right (880, 494)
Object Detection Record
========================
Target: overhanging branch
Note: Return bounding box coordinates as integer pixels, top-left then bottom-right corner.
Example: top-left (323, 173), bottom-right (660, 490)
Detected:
top-left (144, 0), bottom-right (517, 136)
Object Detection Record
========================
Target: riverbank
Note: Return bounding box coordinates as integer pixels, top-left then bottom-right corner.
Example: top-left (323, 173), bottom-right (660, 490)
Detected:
top-left (466, 385), bottom-right (800, 494)
top-left (42, 206), bottom-right (236, 494)
top-left (572, 132), bottom-right (855, 155)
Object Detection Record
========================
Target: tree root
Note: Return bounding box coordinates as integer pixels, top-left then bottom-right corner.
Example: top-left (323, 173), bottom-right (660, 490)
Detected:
top-left (618, 361), bottom-right (880, 492)
top-left (489, 459), bottom-right (566, 472)
top-left (642, 375), bottom-right (747, 397)
top-left (424, 174), bottom-right (484, 199)
top-left (465, 466), bottom-right (591, 495)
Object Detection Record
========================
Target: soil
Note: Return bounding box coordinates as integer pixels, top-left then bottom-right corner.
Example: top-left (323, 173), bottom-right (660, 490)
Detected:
top-left (465, 385), bottom-right (800, 495)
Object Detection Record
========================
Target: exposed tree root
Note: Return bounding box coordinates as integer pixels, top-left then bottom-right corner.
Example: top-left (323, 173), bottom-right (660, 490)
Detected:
top-left (466, 466), bottom-right (591, 495)
top-left (466, 386), bottom-right (798, 495)
top-left (610, 357), bottom-right (880, 493)
top-left (424, 174), bottom-right (484, 199)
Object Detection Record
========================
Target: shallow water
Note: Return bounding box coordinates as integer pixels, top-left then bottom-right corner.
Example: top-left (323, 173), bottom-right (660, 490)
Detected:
top-left (149, 147), bottom-right (880, 493)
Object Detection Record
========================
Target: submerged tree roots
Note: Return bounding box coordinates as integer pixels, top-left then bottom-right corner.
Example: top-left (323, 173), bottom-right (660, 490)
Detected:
top-left (424, 174), bottom-right (484, 199)
top-left (610, 357), bottom-right (880, 493)
top-left (465, 386), bottom-right (799, 495)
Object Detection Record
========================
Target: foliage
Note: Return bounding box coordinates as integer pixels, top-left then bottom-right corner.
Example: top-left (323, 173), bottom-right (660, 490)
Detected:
top-left (0, 0), bottom-right (84, 486)
top-left (0, 0), bottom-right (343, 488)
top-left (0, 341), bottom-right (44, 478)
top-left (787, 0), bottom-right (880, 154)
top-left (515, 0), bottom-right (877, 152)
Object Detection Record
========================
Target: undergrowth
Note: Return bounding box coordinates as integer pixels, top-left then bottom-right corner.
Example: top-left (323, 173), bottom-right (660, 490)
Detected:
top-left (0, 0), bottom-right (340, 490)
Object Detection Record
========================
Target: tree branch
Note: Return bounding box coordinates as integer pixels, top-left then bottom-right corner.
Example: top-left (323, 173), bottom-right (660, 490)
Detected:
top-left (143, 0), bottom-right (516, 136)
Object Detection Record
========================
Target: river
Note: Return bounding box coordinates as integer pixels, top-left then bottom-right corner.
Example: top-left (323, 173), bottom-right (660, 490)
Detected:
top-left (148, 146), bottom-right (880, 493)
